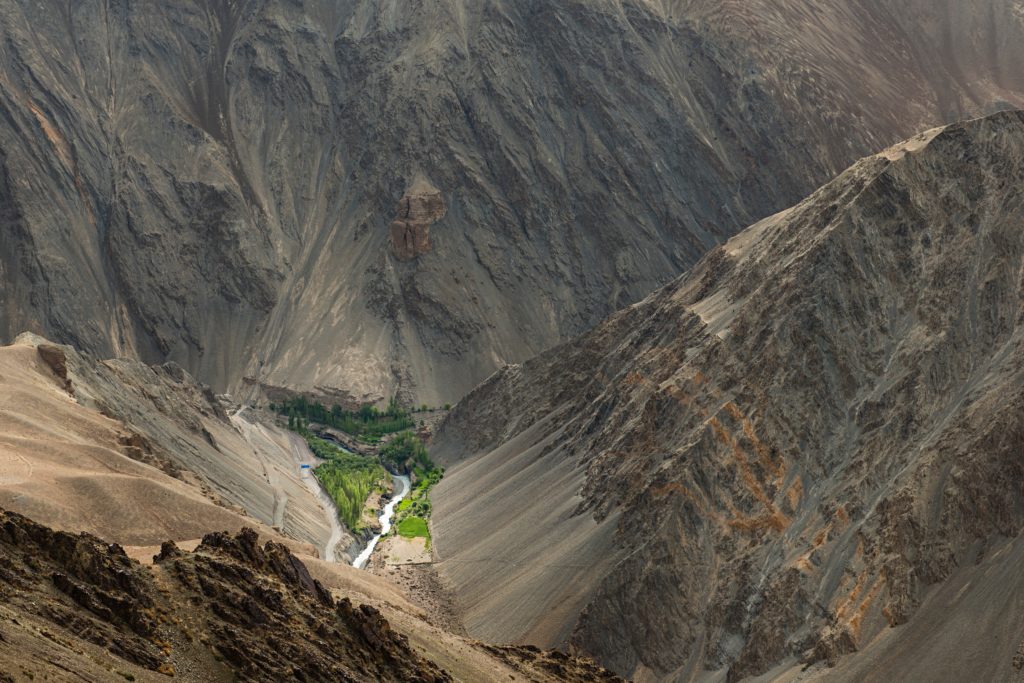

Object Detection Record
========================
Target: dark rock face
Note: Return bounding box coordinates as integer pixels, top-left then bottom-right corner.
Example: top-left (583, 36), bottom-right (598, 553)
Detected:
top-left (479, 644), bottom-right (627, 683)
top-left (0, 508), bottom-right (451, 682)
top-left (433, 111), bottom-right (1024, 681)
top-left (168, 530), bottom-right (452, 682)
top-left (0, 509), bottom-right (167, 671)
top-left (390, 179), bottom-right (446, 261)
top-left (1, 1), bottom-right (1023, 404)
top-left (36, 343), bottom-right (72, 393)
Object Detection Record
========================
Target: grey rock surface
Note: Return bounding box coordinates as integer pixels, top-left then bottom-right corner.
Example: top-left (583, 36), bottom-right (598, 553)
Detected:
top-left (2, 1), bottom-right (1024, 406)
top-left (21, 331), bottom-right (341, 557)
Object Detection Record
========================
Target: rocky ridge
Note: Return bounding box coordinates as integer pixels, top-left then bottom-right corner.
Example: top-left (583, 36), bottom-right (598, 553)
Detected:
top-left (0, 508), bottom-right (449, 681)
top-left (432, 110), bottom-right (1024, 681)
top-left (0, 508), bottom-right (625, 682)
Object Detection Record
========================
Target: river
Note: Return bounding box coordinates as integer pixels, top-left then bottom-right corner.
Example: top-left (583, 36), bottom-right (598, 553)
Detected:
top-left (352, 473), bottom-right (411, 569)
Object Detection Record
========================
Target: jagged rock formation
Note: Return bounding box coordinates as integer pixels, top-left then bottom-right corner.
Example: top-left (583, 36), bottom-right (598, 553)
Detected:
top-left (1, 1), bottom-right (1023, 404)
top-left (0, 509), bottom-right (449, 681)
top-left (431, 111), bottom-right (1024, 681)
top-left (390, 178), bottom-right (446, 261)
top-left (0, 509), bottom-right (624, 682)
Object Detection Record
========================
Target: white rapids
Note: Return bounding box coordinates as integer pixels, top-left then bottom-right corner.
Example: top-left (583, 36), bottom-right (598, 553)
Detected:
top-left (352, 473), bottom-right (411, 569)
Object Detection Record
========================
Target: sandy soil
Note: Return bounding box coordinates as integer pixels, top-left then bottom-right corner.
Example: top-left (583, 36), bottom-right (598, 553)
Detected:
top-left (0, 339), bottom-right (310, 553)
top-left (379, 534), bottom-right (432, 565)
top-left (365, 537), bottom-right (467, 637)
top-left (432, 418), bottom-right (622, 648)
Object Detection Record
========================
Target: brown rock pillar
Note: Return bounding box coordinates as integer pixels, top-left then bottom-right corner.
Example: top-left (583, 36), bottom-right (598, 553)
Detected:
top-left (389, 178), bottom-right (446, 261)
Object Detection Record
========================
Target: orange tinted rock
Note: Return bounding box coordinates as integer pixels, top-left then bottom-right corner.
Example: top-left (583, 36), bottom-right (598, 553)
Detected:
top-left (390, 179), bottom-right (446, 261)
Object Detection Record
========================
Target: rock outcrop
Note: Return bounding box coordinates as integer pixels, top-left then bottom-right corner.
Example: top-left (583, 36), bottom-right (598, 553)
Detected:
top-left (390, 179), bottom-right (446, 261)
top-left (0, 508), bottom-right (624, 682)
top-left (1, 1), bottom-right (1023, 404)
top-left (36, 343), bottom-right (72, 394)
top-left (432, 110), bottom-right (1024, 681)
top-left (0, 509), bottom-right (450, 682)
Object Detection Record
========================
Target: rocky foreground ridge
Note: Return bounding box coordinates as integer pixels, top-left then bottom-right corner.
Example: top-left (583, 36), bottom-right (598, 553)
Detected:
top-left (433, 110), bottom-right (1024, 681)
top-left (0, 509), bottom-right (447, 682)
top-left (0, 508), bottom-right (625, 683)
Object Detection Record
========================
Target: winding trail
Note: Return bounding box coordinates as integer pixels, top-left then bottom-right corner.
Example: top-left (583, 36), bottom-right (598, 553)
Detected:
top-left (285, 432), bottom-right (346, 563)
top-left (353, 473), bottom-right (411, 569)
top-left (310, 478), bottom-right (345, 563)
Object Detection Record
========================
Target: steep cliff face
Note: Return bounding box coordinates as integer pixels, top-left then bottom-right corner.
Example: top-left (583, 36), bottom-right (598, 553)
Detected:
top-left (432, 111), bottom-right (1024, 681)
top-left (2, 0), bottom-right (1024, 405)
top-left (390, 178), bottom-right (446, 261)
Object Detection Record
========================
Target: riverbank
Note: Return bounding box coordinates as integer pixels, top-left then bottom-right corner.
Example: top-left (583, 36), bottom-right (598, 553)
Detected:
top-left (353, 473), bottom-right (411, 568)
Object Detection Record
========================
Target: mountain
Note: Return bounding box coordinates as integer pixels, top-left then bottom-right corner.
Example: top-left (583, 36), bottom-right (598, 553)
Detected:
top-left (431, 110), bottom-right (1024, 681)
top-left (2, 0), bottom-right (1024, 404)
top-left (0, 334), bottom-right (624, 682)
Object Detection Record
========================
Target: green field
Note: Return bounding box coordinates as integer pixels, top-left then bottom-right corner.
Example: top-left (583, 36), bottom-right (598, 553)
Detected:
top-left (395, 515), bottom-right (429, 539)
top-left (392, 463), bottom-right (443, 544)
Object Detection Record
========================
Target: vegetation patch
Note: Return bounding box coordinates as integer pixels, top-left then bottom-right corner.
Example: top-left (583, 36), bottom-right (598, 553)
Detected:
top-left (274, 401), bottom-right (444, 543)
top-left (395, 515), bottom-right (430, 539)
top-left (380, 431), bottom-right (432, 473)
top-left (393, 459), bottom-right (443, 545)
top-left (304, 435), bottom-right (387, 530)
top-left (272, 396), bottom-right (413, 439)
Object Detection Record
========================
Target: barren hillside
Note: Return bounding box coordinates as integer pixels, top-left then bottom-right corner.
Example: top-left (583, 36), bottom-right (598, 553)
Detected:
top-left (0, 335), bottom-right (625, 682)
top-left (433, 110), bottom-right (1024, 682)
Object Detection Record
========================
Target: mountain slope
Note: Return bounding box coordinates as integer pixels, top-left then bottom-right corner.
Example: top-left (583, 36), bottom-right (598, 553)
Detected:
top-left (0, 332), bottom-right (347, 558)
top-left (432, 110), bottom-right (1024, 681)
top-left (2, 0), bottom-right (1024, 403)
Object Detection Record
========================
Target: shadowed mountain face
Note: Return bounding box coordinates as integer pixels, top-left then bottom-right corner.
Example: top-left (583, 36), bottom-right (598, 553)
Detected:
top-left (2, 1), bottom-right (1024, 405)
top-left (432, 111), bottom-right (1024, 681)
